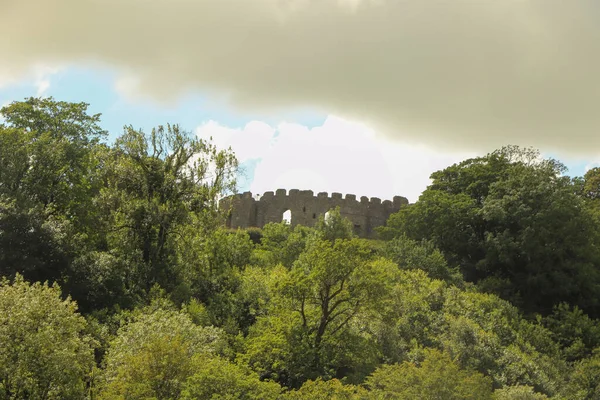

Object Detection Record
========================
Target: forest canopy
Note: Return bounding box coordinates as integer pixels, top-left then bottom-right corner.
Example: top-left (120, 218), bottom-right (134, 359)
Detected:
top-left (2, 98), bottom-right (600, 399)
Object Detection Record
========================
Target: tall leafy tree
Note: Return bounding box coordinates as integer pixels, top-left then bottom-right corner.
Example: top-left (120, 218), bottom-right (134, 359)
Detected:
top-left (0, 97), bottom-right (105, 217)
top-left (88, 124), bottom-right (238, 303)
top-left (381, 146), bottom-right (600, 316)
top-left (243, 237), bottom-right (398, 387)
top-left (0, 98), bottom-right (106, 284)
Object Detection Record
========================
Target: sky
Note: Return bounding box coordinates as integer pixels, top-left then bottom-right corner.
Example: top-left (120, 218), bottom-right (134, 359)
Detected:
top-left (1, 0), bottom-right (600, 202)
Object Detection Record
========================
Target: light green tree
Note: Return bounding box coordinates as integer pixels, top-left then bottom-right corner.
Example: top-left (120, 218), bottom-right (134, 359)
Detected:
top-left (243, 238), bottom-right (398, 387)
top-left (562, 349), bottom-right (600, 399)
top-left (366, 348), bottom-right (493, 399)
top-left (284, 378), bottom-right (370, 400)
top-left (0, 275), bottom-right (95, 400)
top-left (492, 385), bottom-right (549, 400)
top-left (181, 356), bottom-right (281, 400)
top-left (97, 304), bottom-right (225, 399)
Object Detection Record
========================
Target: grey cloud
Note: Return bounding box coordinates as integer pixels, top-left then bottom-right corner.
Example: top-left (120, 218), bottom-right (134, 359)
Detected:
top-left (1, 0), bottom-right (599, 155)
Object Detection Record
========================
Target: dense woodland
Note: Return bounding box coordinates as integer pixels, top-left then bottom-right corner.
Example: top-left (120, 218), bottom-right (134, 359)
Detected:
top-left (2, 97), bottom-right (600, 399)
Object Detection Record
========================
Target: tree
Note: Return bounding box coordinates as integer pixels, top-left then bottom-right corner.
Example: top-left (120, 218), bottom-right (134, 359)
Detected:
top-left (563, 349), bottom-right (600, 399)
top-left (243, 238), bottom-right (398, 387)
top-left (0, 98), bottom-right (106, 286)
top-left (381, 234), bottom-right (463, 284)
top-left (580, 167), bottom-right (600, 223)
top-left (175, 228), bottom-right (256, 331)
top-left (0, 97), bottom-right (106, 214)
top-left (0, 275), bottom-right (95, 400)
top-left (0, 197), bottom-right (71, 284)
top-left (284, 379), bottom-right (370, 400)
top-left (92, 124), bottom-right (238, 300)
top-left (180, 356), bottom-right (281, 400)
top-left (314, 207), bottom-right (355, 242)
top-left (366, 348), bottom-right (493, 399)
top-left (542, 303), bottom-right (600, 362)
top-left (367, 269), bottom-right (565, 396)
top-left (581, 167), bottom-right (600, 201)
top-left (97, 302), bottom-right (226, 399)
top-left (256, 222), bottom-right (313, 268)
top-left (381, 146), bottom-right (600, 316)
top-left (492, 385), bottom-right (549, 400)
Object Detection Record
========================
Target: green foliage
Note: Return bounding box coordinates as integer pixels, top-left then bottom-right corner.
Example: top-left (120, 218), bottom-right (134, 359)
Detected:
top-left (100, 124), bottom-right (238, 296)
top-left (581, 167), bottom-right (600, 201)
top-left (368, 269), bottom-right (565, 396)
top-left (5, 99), bottom-right (600, 399)
top-left (366, 348), bottom-right (493, 399)
top-left (175, 228), bottom-right (256, 332)
top-left (382, 234), bottom-right (463, 284)
top-left (257, 222), bottom-right (313, 268)
top-left (543, 303), bottom-right (600, 362)
top-left (284, 379), bottom-right (370, 399)
top-left (0, 197), bottom-right (72, 284)
top-left (0, 97), bottom-right (105, 211)
top-left (180, 356), bottom-right (281, 400)
top-left (0, 98), bottom-right (106, 288)
top-left (315, 207), bottom-right (356, 242)
top-left (0, 275), bottom-right (95, 400)
top-left (381, 145), bottom-right (600, 316)
top-left (243, 238), bottom-right (397, 387)
top-left (563, 349), bottom-right (600, 399)
top-left (98, 303), bottom-right (225, 399)
top-left (182, 297), bottom-right (213, 326)
top-left (492, 385), bottom-right (549, 400)
top-left (0, 97), bottom-right (106, 142)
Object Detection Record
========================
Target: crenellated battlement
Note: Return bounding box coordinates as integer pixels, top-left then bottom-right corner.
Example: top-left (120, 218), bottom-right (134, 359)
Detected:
top-left (220, 189), bottom-right (408, 238)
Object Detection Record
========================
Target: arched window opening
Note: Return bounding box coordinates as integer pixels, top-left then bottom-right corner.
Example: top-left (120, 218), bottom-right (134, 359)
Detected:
top-left (324, 211), bottom-right (331, 224)
top-left (282, 209), bottom-right (292, 225)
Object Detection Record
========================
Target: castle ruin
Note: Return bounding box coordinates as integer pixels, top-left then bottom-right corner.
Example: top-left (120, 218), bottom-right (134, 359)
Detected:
top-left (219, 189), bottom-right (409, 238)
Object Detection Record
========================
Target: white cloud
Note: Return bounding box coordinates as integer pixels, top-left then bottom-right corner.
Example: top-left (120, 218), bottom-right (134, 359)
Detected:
top-left (585, 161), bottom-right (600, 172)
top-left (33, 65), bottom-right (61, 97)
top-left (0, 64), bottom-right (61, 96)
top-left (197, 116), bottom-right (474, 202)
top-left (197, 120), bottom-right (275, 162)
top-left (2, 1), bottom-right (600, 156)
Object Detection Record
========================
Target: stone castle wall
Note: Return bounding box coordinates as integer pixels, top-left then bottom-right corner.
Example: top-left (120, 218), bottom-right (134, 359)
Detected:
top-left (219, 189), bottom-right (409, 238)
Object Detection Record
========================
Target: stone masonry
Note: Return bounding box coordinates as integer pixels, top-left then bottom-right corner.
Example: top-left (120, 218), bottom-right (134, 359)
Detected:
top-left (219, 189), bottom-right (409, 238)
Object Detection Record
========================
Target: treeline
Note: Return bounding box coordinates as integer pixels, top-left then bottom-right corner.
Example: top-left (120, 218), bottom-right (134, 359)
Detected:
top-left (1, 98), bottom-right (600, 399)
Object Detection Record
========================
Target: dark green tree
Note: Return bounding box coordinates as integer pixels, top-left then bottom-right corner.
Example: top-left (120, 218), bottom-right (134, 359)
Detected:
top-left (381, 146), bottom-right (600, 316)
top-left (0, 98), bottom-right (106, 285)
top-left (88, 124), bottom-right (238, 304)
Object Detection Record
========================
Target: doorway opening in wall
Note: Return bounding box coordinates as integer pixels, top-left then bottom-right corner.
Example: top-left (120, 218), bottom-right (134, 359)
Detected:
top-left (354, 224), bottom-right (362, 235)
top-left (282, 209), bottom-right (292, 225)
